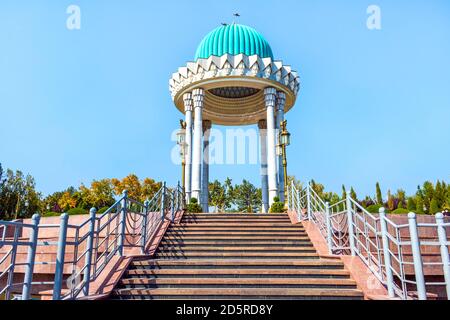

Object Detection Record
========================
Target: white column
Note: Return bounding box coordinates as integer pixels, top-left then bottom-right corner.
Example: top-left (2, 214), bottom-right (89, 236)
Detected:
top-left (276, 92), bottom-right (286, 202)
top-left (264, 87), bottom-right (278, 206)
top-left (183, 93), bottom-right (193, 202)
top-left (258, 119), bottom-right (269, 213)
top-left (201, 120), bottom-right (211, 213)
top-left (191, 88), bottom-right (204, 202)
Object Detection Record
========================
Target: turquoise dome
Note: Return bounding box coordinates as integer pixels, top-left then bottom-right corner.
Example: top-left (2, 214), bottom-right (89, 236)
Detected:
top-left (194, 24), bottom-right (274, 61)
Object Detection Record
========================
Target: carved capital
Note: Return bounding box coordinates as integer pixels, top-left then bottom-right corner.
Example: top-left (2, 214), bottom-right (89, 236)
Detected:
top-left (264, 87), bottom-right (277, 108)
top-left (183, 92), bottom-right (193, 112)
top-left (192, 88), bottom-right (205, 109)
top-left (276, 91), bottom-right (286, 112)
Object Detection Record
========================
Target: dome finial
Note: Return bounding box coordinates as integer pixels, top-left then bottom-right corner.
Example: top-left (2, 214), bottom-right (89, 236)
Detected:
top-left (233, 12), bottom-right (240, 24)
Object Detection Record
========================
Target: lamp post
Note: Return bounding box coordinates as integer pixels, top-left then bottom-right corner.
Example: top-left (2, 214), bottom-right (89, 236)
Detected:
top-left (176, 120), bottom-right (187, 190)
top-left (276, 120), bottom-right (290, 206)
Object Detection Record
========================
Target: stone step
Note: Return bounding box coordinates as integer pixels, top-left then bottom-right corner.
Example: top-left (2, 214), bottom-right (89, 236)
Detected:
top-left (109, 211), bottom-right (365, 300)
top-left (157, 246), bottom-right (315, 252)
top-left (162, 235), bottom-right (310, 240)
top-left (164, 232), bottom-right (305, 237)
top-left (181, 219), bottom-right (293, 224)
top-left (153, 251), bottom-right (319, 259)
top-left (182, 214), bottom-right (288, 218)
top-left (169, 226), bottom-right (302, 231)
top-left (130, 259), bottom-right (345, 269)
top-left (175, 223), bottom-right (299, 227)
top-left (159, 240), bottom-right (313, 246)
top-left (125, 268), bottom-right (352, 278)
top-left (118, 277), bottom-right (357, 289)
top-left (112, 288), bottom-right (364, 299)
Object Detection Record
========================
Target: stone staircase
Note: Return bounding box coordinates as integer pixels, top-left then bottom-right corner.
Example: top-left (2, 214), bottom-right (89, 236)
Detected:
top-left (111, 213), bottom-right (364, 300)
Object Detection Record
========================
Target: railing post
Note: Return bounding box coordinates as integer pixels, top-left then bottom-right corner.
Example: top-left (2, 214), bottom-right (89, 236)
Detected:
top-left (306, 183), bottom-right (312, 220)
top-left (171, 191), bottom-right (175, 223)
top-left (297, 189), bottom-right (301, 221)
top-left (83, 208), bottom-right (96, 297)
top-left (435, 212), bottom-right (450, 299)
top-left (118, 190), bottom-right (128, 257)
top-left (141, 200), bottom-right (149, 254)
top-left (160, 182), bottom-right (166, 221)
top-left (53, 213), bottom-right (69, 300)
top-left (408, 212), bottom-right (426, 300)
top-left (176, 181), bottom-right (181, 212)
top-left (325, 202), bottom-right (333, 254)
top-left (286, 183), bottom-right (290, 210)
top-left (22, 213), bottom-right (40, 300)
top-left (346, 191), bottom-right (356, 256)
top-left (6, 225), bottom-right (20, 300)
top-left (379, 207), bottom-right (396, 298)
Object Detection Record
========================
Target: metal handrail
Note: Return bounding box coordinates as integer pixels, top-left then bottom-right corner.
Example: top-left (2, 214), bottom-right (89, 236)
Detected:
top-left (287, 180), bottom-right (450, 300)
top-left (0, 181), bottom-right (185, 300)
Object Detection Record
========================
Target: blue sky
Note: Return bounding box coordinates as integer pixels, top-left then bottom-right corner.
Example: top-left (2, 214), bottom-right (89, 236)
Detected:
top-left (0, 0), bottom-right (449, 198)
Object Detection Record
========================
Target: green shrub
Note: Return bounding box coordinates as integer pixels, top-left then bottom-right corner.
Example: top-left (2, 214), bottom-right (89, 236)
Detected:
top-left (43, 211), bottom-right (61, 217)
top-left (269, 197), bottom-right (285, 213)
top-left (187, 198), bottom-right (202, 213)
top-left (392, 208), bottom-right (409, 214)
top-left (366, 204), bottom-right (383, 213)
top-left (66, 208), bottom-right (88, 216)
top-left (98, 206), bottom-right (109, 214)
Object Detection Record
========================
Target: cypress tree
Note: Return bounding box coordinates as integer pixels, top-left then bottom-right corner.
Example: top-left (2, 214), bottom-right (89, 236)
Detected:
top-left (430, 197), bottom-right (440, 214)
top-left (407, 197), bottom-right (416, 211)
top-left (350, 187), bottom-right (357, 202)
top-left (435, 181), bottom-right (444, 208)
top-left (376, 182), bottom-right (383, 205)
top-left (387, 190), bottom-right (395, 211)
top-left (416, 196), bottom-right (424, 214)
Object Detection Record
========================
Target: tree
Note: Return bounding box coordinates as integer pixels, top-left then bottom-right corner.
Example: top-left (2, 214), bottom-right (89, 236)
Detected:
top-left (310, 180), bottom-right (325, 199)
top-left (434, 180), bottom-right (445, 209)
top-left (387, 190), bottom-right (395, 211)
top-left (394, 189), bottom-right (406, 209)
top-left (233, 180), bottom-right (262, 213)
top-left (111, 174), bottom-right (142, 200)
top-left (415, 196), bottom-right (425, 214)
top-left (209, 180), bottom-right (226, 212)
top-left (42, 191), bottom-right (65, 213)
top-left (0, 168), bottom-right (41, 220)
top-left (445, 186), bottom-right (450, 211)
top-left (111, 174), bottom-right (161, 202)
top-left (422, 181), bottom-right (434, 214)
top-left (375, 182), bottom-right (383, 204)
top-left (287, 175), bottom-right (303, 190)
top-left (77, 179), bottom-right (115, 209)
top-left (223, 178), bottom-right (235, 212)
top-left (341, 185), bottom-right (346, 201)
top-left (430, 197), bottom-right (440, 214)
top-left (407, 197), bottom-right (416, 211)
top-left (361, 196), bottom-right (375, 208)
top-left (350, 187), bottom-right (358, 202)
top-left (0, 163), bottom-right (5, 189)
top-left (142, 178), bottom-right (162, 201)
top-left (58, 190), bottom-right (78, 212)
